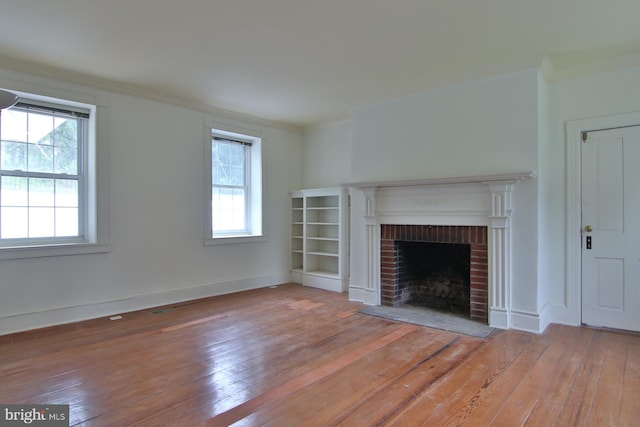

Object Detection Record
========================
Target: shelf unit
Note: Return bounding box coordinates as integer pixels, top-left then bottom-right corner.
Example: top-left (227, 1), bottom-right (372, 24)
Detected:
top-left (290, 187), bottom-right (348, 292)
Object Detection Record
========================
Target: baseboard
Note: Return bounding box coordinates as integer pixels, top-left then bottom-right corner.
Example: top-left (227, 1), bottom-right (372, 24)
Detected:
top-left (511, 305), bottom-right (551, 334)
top-left (302, 274), bottom-right (343, 293)
top-left (348, 284), bottom-right (377, 305)
top-left (0, 274), bottom-right (286, 336)
top-left (489, 307), bottom-right (509, 330)
top-left (348, 286), bottom-right (364, 303)
top-left (550, 304), bottom-right (581, 327)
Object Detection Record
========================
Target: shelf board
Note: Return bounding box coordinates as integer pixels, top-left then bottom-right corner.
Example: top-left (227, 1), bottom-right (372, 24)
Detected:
top-left (307, 251), bottom-right (339, 257)
top-left (307, 222), bottom-right (339, 226)
top-left (307, 206), bottom-right (338, 210)
top-left (292, 250), bottom-right (303, 254)
top-left (292, 235), bottom-right (303, 239)
top-left (305, 270), bottom-right (340, 279)
top-left (307, 236), bottom-right (338, 241)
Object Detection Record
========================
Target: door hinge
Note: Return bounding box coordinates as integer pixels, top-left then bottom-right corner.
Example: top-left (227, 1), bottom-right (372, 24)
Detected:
top-left (581, 131), bottom-right (588, 142)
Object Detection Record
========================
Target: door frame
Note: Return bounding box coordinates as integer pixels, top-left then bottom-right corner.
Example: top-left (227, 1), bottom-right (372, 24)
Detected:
top-left (566, 111), bottom-right (640, 326)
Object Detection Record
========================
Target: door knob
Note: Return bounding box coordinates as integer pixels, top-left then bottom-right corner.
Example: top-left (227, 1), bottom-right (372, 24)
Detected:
top-left (584, 225), bottom-right (593, 232)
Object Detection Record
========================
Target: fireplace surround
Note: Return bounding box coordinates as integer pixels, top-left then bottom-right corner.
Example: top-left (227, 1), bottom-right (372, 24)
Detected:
top-left (345, 172), bottom-right (534, 330)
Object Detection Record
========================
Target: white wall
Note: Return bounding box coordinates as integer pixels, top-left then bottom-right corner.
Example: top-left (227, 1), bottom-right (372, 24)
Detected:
top-left (350, 69), bottom-right (540, 182)
top-left (548, 64), bottom-right (640, 325)
top-left (301, 120), bottom-right (352, 188)
top-left (0, 68), bottom-right (303, 334)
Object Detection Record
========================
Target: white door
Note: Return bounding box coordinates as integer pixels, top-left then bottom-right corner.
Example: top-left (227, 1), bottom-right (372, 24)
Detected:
top-left (581, 126), bottom-right (640, 331)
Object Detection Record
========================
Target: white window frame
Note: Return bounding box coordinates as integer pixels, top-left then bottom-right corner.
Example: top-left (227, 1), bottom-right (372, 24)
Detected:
top-left (204, 123), bottom-right (264, 245)
top-left (0, 88), bottom-right (108, 260)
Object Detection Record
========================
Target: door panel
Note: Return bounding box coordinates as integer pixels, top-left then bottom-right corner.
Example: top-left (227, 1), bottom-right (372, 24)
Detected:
top-left (595, 142), bottom-right (623, 231)
top-left (582, 126), bottom-right (640, 331)
top-left (595, 258), bottom-right (623, 310)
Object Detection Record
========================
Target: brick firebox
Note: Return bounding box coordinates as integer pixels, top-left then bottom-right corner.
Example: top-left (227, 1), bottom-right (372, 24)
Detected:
top-left (380, 224), bottom-right (488, 323)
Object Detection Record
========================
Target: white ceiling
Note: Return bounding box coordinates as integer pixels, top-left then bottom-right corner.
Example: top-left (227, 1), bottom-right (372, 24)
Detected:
top-left (1, 0), bottom-right (639, 127)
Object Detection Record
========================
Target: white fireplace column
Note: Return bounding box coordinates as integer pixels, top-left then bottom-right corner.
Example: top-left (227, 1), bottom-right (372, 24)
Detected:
top-left (362, 188), bottom-right (380, 305)
top-left (485, 181), bottom-right (515, 329)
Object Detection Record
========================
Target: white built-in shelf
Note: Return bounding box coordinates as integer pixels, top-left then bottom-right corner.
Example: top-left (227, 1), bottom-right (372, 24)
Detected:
top-left (289, 187), bottom-right (348, 293)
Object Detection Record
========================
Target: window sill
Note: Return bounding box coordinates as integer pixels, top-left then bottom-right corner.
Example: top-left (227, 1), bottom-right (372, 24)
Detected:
top-left (204, 234), bottom-right (266, 246)
top-left (0, 242), bottom-right (110, 260)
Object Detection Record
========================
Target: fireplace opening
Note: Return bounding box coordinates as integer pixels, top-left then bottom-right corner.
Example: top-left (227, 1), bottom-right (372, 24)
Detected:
top-left (399, 241), bottom-right (471, 316)
top-left (380, 224), bottom-right (488, 323)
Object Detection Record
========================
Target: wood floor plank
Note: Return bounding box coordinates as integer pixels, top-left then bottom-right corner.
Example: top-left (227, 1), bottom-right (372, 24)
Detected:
top-left (550, 328), bottom-right (609, 427)
top-left (387, 327), bottom-right (553, 426)
top-left (203, 323), bottom-right (419, 426)
top-left (617, 339), bottom-right (640, 426)
top-left (89, 316), bottom-right (405, 426)
top-left (454, 329), bottom-right (553, 426)
top-left (487, 324), bottom-right (587, 426)
top-left (330, 335), bottom-right (484, 426)
top-left (522, 327), bottom-right (596, 426)
top-left (250, 328), bottom-right (460, 426)
top-left (582, 331), bottom-right (628, 427)
top-left (1, 283), bottom-right (639, 427)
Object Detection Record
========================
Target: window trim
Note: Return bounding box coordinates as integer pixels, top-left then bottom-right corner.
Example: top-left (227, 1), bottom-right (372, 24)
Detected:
top-left (204, 123), bottom-right (264, 246)
top-left (0, 87), bottom-right (109, 260)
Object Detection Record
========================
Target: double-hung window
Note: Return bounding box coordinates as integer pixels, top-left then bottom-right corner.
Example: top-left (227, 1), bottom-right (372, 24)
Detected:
top-left (206, 127), bottom-right (263, 243)
top-left (0, 94), bottom-right (104, 257)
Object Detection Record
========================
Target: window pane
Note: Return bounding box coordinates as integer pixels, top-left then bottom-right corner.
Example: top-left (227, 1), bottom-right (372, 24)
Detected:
top-left (55, 207), bottom-right (78, 236)
top-left (1, 109), bottom-right (28, 142)
top-left (54, 147), bottom-right (78, 174)
top-left (29, 178), bottom-right (55, 207)
top-left (55, 179), bottom-right (78, 207)
top-left (1, 207), bottom-right (28, 238)
top-left (1, 176), bottom-right (28, 206)
top-left (212, 187), bottom-right (245, 232)
top-left (28, 144), bottom-right (54, 173)
top-left (29, 207), bottom-right (55, 237)
top-left (1, 141), bottom-right (28, 171)
top-left (212, 141), bottom-right (245, 186)
top-left (52, 117), bottom-right (78, 148)
top-left (27, 112), bottom-right (54, 145)
top-left (230, 165), bottom-right (244, 186)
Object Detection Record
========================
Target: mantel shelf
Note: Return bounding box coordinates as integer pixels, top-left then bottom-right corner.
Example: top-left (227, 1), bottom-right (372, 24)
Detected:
top-left (342, 171), bottom-right (536, 190)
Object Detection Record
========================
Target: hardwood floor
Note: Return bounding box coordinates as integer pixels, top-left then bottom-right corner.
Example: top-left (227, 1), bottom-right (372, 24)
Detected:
top-left (1, 283), bottom-right (638, 426)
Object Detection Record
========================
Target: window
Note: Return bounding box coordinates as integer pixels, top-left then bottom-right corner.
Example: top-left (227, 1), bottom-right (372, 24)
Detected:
top-left (0, 91), bottom-right (106, 258)
top-left (205, 127), bottom-right (263, 244)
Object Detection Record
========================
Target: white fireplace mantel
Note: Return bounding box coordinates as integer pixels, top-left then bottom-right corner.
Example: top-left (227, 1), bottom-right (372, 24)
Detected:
top-left (342, 171), bottom-right (536, 190)
top-left (343, 171), bottom-right (535, 330)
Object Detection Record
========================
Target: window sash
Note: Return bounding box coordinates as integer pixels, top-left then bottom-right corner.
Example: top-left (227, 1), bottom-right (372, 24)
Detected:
top-left (211, 137), bottom-right (250, 234)
top-left (0, 101), bottom-right (87, 244)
